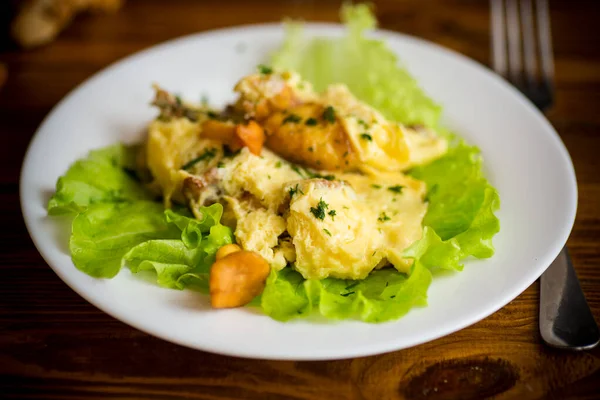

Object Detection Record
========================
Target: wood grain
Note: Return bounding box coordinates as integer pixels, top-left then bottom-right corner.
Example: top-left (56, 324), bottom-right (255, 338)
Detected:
top-left (1, 0), bottom-right (600, 399)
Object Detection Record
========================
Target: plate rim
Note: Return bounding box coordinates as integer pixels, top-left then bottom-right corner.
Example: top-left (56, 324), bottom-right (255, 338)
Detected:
top-left (20, 22), bottom-right (577, 360)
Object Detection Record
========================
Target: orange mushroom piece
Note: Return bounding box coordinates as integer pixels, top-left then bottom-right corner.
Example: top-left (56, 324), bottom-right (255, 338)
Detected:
top-left (201, 119), bottom-right (265, 155)
top-left (209, 248), bottom-right (270, 309)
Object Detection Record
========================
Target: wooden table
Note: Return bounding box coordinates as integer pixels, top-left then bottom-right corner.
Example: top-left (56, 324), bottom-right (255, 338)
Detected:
top-left (1, 0), bottom-right (599, 398)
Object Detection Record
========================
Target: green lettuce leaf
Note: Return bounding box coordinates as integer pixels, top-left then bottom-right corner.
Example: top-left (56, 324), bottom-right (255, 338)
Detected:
top-left (164, 203), bottom-right (227, 249)
top-left (123, 240), bottom-right (203, 289)
top-left (403, 227), bottom-right (463, 272)
top-left (69, 201), bottom-right (181, 278)
top-left (271, 3), bottom-right (441, 127)
top-left (122, 203), bottom-right (235, 291)
top-left (409, 141), bottom-right (501, 259)
top-left (48, 145), bottom-right (150, 215)
top-left (261, 261), bottom-right (432, 323)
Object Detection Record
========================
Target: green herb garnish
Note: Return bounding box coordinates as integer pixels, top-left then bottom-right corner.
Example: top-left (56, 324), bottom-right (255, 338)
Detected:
top-left (360, 133), bottom-right (373, 141)
top-left (181, 148), bottom-right (217, 170)
top-left (322, 106), bottom-right (336, 123)
top-left (291, 164), bottom-right (336, 181)
top-left (275, 161), bottom-right (282, 168)
top-left (258, 64), bottom-right (273, 74)
top-left (388, 185), bottom-right (405, 194)
top-left (288, 184), bottom-right (304, 198)
top-left (305, 117), bottom-right (318, 126)
top-left (371, 184), bottom-right (382, 189)
top-left (323, 228), bottom-right (332, 236)
top-left (283, 114), bottom-right (302, 124)
top-left (328, 210), bottom-right (336, 220)
top-left (291, 165), bottom-right (305, 177)
top-left (378, 212), bottom-right (391, 222)
top-left (310, 198), bottom-right (329, 220)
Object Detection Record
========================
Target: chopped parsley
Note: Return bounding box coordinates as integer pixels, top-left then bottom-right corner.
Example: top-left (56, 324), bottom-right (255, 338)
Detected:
top-left (291, 165), bottom-right (305, 177)
top-left (283, 114), bottom-right (302, 124)
top-left (323, 228), bottom-right (332, 237)
top-left (275, 161), bottom-right (282, 168)
top-left (207, 111), bottom-right (219, 119)
top-left (310, 198), bottom-right (329, 220)
top-left (306, 171), bottom-right (335, 181)
top-left (328, 209), bottom-right (337, 220)
top-left (288, 184), bottom-right (304, 198)
top-left (371, 184), bottom-right (382, 189)
top-left (320, 174), bottom-right (335, 181)
top-left (305, 117), bottom-right (318, 126)
top-left (217, 162), bottom-right (225, 168)
top-left (388, 185), bottom-right (405, 194)
top-left (308, 146), bottom-right (314, 152)
top-left (358, 118), bottom-right (370, 128)
top-left (258, 64), bottom-right (273, 74)
top-left (291, 164), bottom-right (336, 181)
top-left (378, 212), bottom-right (391, 222)
top-left (322, 106), bottom-right (336, 123)
top-left (360, 133), bottom-right (373, 141)
top-left (181, 148), bottom-right (217, 170)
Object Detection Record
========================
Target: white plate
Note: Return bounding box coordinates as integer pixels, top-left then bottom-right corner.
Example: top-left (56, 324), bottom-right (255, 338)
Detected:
top-left (20, 23), bottom-right (577, 360)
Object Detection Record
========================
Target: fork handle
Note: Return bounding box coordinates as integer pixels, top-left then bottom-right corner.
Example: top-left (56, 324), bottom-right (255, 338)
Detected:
top-left (540, 246), bottom-right (600, 349)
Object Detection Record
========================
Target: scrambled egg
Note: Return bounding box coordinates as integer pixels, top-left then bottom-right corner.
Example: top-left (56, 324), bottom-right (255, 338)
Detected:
top-left (143, 70), bottom-right (447, 280)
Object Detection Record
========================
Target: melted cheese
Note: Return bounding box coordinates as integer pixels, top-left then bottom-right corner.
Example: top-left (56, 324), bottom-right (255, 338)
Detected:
top-left (145, 70), bottom-right (447, 281)
top-left (218, 148), bottom-right (301, 211)
top-left (227, 198), bottom-right (288, 270)
top-left (146, 118), bottom-right (220, 206)
top-left (287, 179), bottom-right (385, 280)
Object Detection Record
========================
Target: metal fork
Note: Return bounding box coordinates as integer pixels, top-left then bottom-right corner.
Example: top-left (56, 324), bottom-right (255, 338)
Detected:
top-left (490, 0), bottom-right (599, 350)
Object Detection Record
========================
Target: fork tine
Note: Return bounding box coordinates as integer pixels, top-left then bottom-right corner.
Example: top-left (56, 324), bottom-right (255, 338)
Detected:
top-left (491, 0), bottom-right (507, 77)
top-left (506, 0), bottom-right (523, 86)
top-left (520, 0), bottom-right (537, 89)
top-left (536, 0), bottom-right (555, 88)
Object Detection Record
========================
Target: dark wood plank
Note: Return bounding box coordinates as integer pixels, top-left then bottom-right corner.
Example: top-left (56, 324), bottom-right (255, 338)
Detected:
top-left (1, 0), bottom-right (599, 399)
